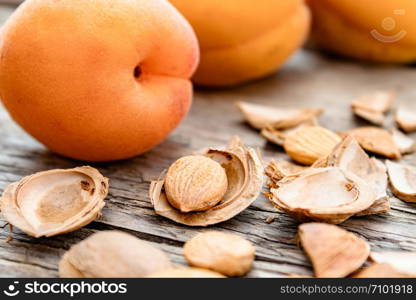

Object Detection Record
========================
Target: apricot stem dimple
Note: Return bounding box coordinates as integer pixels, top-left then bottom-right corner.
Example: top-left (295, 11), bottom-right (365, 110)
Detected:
top-left (133, 65), bottom-right (142, 79)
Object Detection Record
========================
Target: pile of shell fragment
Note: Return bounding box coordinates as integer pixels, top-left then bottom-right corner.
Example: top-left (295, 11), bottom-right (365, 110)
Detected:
top-left (0, 138), bottom-right (263, 278)
top-left (1, 91), bottom-right (416, 278)
top-left (237, 91), bottom-right (416, 277)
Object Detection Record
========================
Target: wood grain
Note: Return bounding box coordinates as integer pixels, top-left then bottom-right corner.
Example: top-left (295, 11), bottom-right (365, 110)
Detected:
top-left (1, 5), bottom-right (416, 278)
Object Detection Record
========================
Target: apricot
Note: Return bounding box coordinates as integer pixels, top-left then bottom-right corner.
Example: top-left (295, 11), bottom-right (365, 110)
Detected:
top-left (0, 0), bottom-right (199, 161)
top-left (308, 0), bottom-right (416, 62)
top-left (169, 0), bottom-right (310, 87)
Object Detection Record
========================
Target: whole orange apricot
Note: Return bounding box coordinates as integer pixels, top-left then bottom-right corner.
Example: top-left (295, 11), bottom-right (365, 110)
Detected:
top-left (309, 0), bottom-right (416, 62)
top-left (0, 0), bottom-right (199, 161)
top-left (169, 0), bottom-right (310, 87)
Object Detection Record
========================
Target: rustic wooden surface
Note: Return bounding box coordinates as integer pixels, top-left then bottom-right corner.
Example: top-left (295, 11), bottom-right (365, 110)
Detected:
top-left (1, 4), bottom-right (416, 278)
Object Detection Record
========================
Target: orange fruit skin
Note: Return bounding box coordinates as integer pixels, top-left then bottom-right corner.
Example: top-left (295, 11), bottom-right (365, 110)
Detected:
top-left (308, 0), bottom-right (416, 62)
top-left (169, 0), bottom-right (310, 87)
top-left (0, 0), bottom-right (199, 161)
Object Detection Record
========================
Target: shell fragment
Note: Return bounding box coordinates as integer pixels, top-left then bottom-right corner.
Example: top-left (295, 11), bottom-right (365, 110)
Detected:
top-left (270, 167), bottom-right (375, 224)
top-left (236, 101), bottom-right (322, 130)
top-left (396, 106), bottom-right (416, 133)
top-left (386, 160), bottom-right (416, 202)
top-left (351, 91), bottom-right (395, 125)
top-left (149, 137), bottom-right (264, 226)
top-left (298, 223), bottom-right (370, 278)
top-left (0, 166), bottom-right (108, 237)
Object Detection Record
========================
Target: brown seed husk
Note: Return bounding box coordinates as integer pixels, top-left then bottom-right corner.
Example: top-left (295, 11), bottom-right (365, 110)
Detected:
top-left (314, 135), bottom-right (389, 216)
top-left (370, 252), bottom-right (416, 276)
top-left (386, 160), bottom-right (416, 202)
top-left (149, 137), bottom-right (264, 226)
top-left (236, 101), bottom-right (323, 130)
top-left (391, 128), bottom-right (416, 154)
top-left (396, 106), bottom-right (416, 133)
top-left (353, 263), bottom-right (410, 278)
top-left (351, 91), bottom-right (395, 125)
top-left (0, 166), bottom-right (108, 238)
top-left (183, 231), bottom-right (255, 277)
top-left (270, 167), bottom-right (375, 224)
top-left (147, 267), bottom-right (225, 278)
top-left (164, 155), bottom-right (228, 213)
top-left (298, 223), bottom-right (370, 278)
top-left (284, 126), bottom-right (341, 165)
top-left (345, 127), bottom-right (401, 159)
top-left (59, 231), bottom-right (172, 278)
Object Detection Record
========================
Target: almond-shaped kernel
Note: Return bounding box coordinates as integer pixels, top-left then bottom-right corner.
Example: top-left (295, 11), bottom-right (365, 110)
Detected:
top-left (59, 231), bottom-right (172, 278)
top-left (283, 126), bottom-right (341, 165)
top-left (0, 166), bottom-right (108, 238)
top-left (184, 231), bottom-right (255, 277)
top-left (165, 155), bottom-right (228, 213)
top-left (149, 137), bottom-right (264, 226)
top-left (299, 223), bottom-right (370, 278)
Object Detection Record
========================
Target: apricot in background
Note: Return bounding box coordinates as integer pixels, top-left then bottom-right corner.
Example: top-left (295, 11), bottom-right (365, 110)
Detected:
top-left (308, 0), bottom-right (416, 62)
top-left (169, 0), bottom-right (310, 87)
top-left (0, 0), bottom-right (199, 161)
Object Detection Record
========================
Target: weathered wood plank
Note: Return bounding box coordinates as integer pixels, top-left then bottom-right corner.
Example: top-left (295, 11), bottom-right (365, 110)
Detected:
top-left (1, 4), bottom-right (416, 278)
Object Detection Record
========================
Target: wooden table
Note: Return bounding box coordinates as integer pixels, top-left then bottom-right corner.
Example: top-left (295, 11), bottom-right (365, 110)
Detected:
top-left (1, 4), bottom-right (416, 278)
